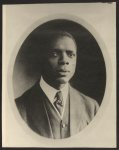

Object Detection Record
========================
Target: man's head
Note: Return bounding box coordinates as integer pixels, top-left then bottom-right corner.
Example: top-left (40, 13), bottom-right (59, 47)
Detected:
top-left (41, 31), bottom-right (77, 89)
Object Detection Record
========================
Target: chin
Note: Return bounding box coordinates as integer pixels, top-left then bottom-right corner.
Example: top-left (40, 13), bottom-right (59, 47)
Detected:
top-left (56, 77), bottom-right (70, 84)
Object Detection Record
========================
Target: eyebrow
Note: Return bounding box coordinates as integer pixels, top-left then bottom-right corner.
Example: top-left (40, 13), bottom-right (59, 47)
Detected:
top-left (51, 49), bottom-right (76, 53)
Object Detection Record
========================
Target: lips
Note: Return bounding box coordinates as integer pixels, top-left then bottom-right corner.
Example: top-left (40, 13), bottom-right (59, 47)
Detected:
top-left (56, 69), bottom-right (70, 77)
top-left (57, 69), bottom-right (70, 72)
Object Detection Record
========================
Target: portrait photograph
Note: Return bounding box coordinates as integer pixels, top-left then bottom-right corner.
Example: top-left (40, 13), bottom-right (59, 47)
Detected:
top-left (2, 2), bottom-right (116, 148)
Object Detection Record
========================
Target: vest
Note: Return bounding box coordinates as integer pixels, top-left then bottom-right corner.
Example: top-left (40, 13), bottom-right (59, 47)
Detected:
top-left (43, 93), bottom-right (70, 139)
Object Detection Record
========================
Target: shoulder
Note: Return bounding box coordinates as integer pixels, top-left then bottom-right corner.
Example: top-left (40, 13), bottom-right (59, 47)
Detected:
top-left (80, 92), bottom-right (99, 109)
top-left (15, 84), bottom-right (37, 104)
top-left (16, 82), bottom-right (40, 102)
top-left (70, 86), bottom-right (99, 115)
top-left (15, 83), bottom-right (40, 120)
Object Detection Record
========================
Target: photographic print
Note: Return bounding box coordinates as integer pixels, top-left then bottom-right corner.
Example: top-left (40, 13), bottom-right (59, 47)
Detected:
top-left (2, 2), bottom-right (116, 147)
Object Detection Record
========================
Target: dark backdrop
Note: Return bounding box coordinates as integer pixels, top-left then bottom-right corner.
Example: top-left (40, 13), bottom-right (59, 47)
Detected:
top-left (13, 19), bottom-right (106, 105)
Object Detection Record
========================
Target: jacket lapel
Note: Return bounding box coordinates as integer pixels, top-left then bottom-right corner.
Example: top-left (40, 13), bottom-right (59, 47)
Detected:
top-left (27, 83), bottom-right (89, 138)
top-left (26, 83), bottom-right (53, 138)
top-left (69, 86), bottom-right (88, 136)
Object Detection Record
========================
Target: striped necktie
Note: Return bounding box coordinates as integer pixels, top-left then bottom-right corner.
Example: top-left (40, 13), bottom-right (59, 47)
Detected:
top-left (54, 91), bottom-right (64, 115)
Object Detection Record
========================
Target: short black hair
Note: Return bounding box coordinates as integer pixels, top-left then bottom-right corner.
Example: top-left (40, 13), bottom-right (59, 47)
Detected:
top-left (49, 30), bottom-right (76, 43)
top-left (40, 30), bottom-right (77, 53)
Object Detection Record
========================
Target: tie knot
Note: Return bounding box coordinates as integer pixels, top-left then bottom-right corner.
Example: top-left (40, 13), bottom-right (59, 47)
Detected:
top-left (55, 91), bottom-right (63, 106)
top-left (54, 91), bottom-right (64, 115)
top-left (55, 91), bottom-right (63, 99)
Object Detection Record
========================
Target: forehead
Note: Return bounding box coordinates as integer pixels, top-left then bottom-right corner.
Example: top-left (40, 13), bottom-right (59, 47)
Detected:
top-left (51, 36), bottom-right (77, 52)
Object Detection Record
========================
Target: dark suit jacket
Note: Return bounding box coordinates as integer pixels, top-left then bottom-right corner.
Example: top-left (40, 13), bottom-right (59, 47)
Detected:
top-left (15, 82), bottom-right (99, 138)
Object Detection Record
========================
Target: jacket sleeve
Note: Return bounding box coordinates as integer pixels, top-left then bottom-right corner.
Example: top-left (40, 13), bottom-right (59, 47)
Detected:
top-left (15, 97), bottom-right (27, 122)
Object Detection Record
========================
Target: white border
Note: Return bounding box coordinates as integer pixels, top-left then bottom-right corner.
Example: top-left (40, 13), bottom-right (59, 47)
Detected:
top-left (2, 3), bottom-right (116, 147)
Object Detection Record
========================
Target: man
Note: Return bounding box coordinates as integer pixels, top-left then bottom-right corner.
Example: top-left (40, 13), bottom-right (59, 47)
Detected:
top-left (15, 30), bottom-right (99, 139)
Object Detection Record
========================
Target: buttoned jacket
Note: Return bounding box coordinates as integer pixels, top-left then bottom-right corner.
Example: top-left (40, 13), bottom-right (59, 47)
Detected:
top-left (15, 82), bottom-right (99, 138)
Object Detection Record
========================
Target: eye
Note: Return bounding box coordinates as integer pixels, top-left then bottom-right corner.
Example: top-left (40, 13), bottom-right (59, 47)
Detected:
top-left (49, 51), bottom-right (58, 57)
top-left (67, 51), bottom-right (76, 58)
top-left (52, 51), bottom-right (58, 57)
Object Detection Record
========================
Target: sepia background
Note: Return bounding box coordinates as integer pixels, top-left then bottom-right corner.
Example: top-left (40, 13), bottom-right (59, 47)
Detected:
top-left (13, 19), bottom-right (106, 105)
top-left (2, 3), bottom-right (116, 147)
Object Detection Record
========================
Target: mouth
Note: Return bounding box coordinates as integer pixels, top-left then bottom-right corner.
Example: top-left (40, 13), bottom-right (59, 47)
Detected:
top-left (57, 69), bottom-right (70, 72)
top-left (56, 69), bottom-right (70, 77)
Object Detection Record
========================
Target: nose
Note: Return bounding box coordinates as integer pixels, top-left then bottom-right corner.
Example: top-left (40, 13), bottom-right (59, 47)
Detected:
top-left (58, 52), bottom-right (69, 65)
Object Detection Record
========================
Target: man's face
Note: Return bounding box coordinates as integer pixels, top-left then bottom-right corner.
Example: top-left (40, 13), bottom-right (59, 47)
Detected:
top-left (42, 36), bottom-right (77, 87)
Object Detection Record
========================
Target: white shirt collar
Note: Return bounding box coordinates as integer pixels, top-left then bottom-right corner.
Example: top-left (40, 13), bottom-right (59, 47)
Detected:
top-left (40, 76), bottom-right (69, 105)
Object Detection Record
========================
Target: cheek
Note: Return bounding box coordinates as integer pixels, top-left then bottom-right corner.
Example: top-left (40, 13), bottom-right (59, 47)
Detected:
top-left (47, 58), bottom-right (58, 68)
top-left (70, 59), bottom-right (77, 67)
top-left (69, 62), bottom-right (77, 75)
